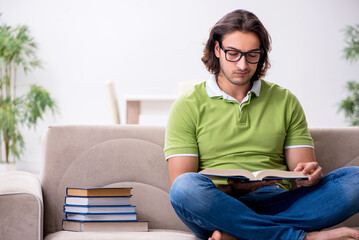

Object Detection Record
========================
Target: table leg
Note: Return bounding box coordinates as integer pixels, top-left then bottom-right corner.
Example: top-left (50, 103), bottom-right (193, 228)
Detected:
top-left (126, 101), bottom-right (141, 124)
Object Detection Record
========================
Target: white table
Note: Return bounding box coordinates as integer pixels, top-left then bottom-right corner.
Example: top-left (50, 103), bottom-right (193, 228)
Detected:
top-left (123, 95), bottom-right (177, 124)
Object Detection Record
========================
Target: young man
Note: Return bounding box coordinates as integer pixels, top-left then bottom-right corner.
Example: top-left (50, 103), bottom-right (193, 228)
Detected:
top-left (164, 9), bottom-right (359, 240)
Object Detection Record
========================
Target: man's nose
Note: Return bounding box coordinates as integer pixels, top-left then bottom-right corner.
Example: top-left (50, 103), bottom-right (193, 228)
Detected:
top-left (236, 55), bottom-right (248, 69)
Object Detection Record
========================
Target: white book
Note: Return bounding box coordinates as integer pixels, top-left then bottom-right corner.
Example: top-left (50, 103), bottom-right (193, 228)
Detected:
top-left (62, 220), bottom-right (149, 232)
top-left (65, 196), bottom-right (131, 206)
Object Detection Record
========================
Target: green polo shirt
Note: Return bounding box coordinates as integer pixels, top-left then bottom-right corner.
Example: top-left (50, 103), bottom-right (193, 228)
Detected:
top-left (164, 75), bottom-right (314, 188)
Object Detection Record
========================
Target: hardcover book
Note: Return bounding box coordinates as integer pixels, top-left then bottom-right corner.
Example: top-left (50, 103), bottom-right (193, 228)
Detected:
top-left (199, 168), bottom-right (308, 181)
top-left (65, 212), bottom-right (138, 222)
top-left (66, 187), bottom-right (132, 197)
top-left (64, 205), bottom-right (136, 214)
top-left (65, 196), bottom-right (132, 206)
top-left (62, 220), bottom-right (149, 232)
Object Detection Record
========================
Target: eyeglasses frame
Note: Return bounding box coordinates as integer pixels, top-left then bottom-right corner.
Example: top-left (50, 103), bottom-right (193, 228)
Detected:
top-left (219, 42), bottom-right (263, 64)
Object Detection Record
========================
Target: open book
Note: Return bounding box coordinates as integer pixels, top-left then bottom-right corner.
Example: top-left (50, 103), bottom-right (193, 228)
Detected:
top-left (199, 168), bottom-right (308, 181)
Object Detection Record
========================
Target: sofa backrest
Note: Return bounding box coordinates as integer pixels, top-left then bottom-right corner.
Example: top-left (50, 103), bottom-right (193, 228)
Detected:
top-left (310, 128), bottom-right (359, 175)
top-left (309, 128), bottom-right (359, 227)
top-left (41, 126), bottom-right (359, 236)
top-left (40, 125), bottom-right (188, 236)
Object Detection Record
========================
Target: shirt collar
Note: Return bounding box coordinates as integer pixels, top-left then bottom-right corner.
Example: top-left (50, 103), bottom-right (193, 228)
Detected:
top-left (206, 74), bottom-right (261, 101)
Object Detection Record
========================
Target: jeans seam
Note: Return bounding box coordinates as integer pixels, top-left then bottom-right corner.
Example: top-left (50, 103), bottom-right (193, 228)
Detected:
top-left (171, 198), bottom-right (302, 240)
top-left (297, 230), bottom-right (307, 240)
top-left (171, 198), bottom-right (258, 239)
top-left (170, 200), bottom-right (218, 239)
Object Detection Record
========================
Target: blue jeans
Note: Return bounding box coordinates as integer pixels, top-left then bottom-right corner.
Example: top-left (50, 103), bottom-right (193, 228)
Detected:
top-left (170, 167), bottom-right (359, 240)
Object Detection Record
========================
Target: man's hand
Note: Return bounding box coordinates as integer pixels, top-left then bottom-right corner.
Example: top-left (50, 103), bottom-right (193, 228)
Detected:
top-left (294, 162), bottom-right (322, 187)
top-left (225, 178), bottom-right (282, 197)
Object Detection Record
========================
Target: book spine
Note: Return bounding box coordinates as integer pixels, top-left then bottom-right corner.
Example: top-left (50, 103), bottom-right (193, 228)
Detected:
top-left (68, 212), bottom-right (138, 216)
top-left (64, 204), bottom-right (136, 207)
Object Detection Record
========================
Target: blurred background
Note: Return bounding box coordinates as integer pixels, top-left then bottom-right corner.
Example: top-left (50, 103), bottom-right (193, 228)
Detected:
top-left (0, 0), bottom-right (358, 173)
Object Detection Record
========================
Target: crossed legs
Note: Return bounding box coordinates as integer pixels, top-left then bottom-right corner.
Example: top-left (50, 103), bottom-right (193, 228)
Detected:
top-left (170, 167), bottom-right (359, 240)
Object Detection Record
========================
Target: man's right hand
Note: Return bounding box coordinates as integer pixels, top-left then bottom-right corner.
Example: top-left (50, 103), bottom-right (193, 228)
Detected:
top-left (225, 178), bottom-right (282, 197)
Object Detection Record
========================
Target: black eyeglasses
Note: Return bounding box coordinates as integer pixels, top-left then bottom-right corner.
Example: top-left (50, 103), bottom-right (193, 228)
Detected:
top-left (219, 43), bottom-right (263, 64)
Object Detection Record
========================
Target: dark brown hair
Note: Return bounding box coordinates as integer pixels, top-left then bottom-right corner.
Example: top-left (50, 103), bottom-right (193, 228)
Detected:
top-left (202, 9), bottom-right (271, 81)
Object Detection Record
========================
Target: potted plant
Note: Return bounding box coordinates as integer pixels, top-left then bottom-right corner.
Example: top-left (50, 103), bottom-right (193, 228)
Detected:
top-left (0, 15), bottom-right (57, 169)
top-left (339, 24), bottom-right (359, 125)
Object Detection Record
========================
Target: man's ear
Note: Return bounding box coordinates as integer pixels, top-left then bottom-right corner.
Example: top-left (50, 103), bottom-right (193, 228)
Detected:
top-left (214, 41), bottom-right (220, 58)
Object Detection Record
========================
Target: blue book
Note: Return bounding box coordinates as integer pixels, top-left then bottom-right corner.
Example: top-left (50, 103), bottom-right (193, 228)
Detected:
top-left (65, 212), bottom-right (138, 222)
top-left (64, 205), bottom-right (136, 214)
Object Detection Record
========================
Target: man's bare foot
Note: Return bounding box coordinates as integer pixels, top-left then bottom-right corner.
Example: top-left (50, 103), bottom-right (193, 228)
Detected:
top-left (208, 230), bottom-right (238, 240)
top-left (305, 227), bottom-right (359, 240)
top-left (208, 230), bottom-right (222, 240)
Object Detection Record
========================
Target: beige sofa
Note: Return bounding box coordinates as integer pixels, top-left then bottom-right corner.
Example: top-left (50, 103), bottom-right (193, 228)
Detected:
top-left (0, 125), bottom-right (358, 240)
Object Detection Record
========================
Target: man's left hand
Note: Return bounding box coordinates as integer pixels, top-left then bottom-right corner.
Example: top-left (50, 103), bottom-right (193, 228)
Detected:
top-left (294, 162), bottom-right (322, 187)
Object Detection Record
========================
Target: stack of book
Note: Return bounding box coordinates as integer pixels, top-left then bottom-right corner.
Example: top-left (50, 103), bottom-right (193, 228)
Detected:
top-left (62, 187), bottom-right (148, 232)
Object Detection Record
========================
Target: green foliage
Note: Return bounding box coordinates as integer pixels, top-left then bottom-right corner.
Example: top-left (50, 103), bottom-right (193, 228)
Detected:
top-left (343, 25), bottom-right (359, 63)
top-left (0, 97), bottom-right (25, 161)
top-left (0, 15), bottom-right (57, 163)
top-left (339, 25), bottom-right (359, 126)
top-left (24, 85), bottom-right (58, 128)
top-left (339, 81), bottom-right (359, 126)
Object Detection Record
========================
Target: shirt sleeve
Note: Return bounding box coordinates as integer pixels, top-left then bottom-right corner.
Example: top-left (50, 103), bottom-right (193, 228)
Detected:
top-left (284, 92), bottom-right (314, 148)
top-left (164, 97), bottom-right (199, 160)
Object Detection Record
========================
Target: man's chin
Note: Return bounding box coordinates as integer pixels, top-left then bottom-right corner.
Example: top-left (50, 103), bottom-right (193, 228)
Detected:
top-left (220, 69), bottom-right (252, 87)
top-left (229, 78), bottom-right (251, 86)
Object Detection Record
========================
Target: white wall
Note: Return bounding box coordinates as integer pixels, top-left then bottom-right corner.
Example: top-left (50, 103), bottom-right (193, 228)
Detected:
top-left (1, 0), bottom-right (359, 172)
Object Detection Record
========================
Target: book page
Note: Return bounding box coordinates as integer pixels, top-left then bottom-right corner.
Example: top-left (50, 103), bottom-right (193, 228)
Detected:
top-left (199, 168), bottom-right (254, 180)
top-left (254, 170), bottom-right (308, 180)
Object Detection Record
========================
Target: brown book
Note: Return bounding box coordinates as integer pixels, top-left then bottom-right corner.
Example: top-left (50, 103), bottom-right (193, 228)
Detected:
top-left (62, 220), bottom-right (149, 232)
top-left (199, 168), bottom-right (308, 181)
top-left (66, 187), bottom-right (132, 197)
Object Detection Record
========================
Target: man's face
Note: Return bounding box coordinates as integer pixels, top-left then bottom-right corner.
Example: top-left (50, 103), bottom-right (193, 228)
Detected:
top-left (215, 31), bottom-right (261, 87)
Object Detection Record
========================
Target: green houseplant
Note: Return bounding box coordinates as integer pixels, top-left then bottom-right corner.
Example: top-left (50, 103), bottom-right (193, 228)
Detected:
top-left (339, 24), bottom-right (359, 125)
top-left (0, 15), bottom-right (57, 164)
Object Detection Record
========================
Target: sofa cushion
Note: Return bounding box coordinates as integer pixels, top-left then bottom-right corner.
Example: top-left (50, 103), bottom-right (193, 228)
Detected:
top-left (44, 229), bottom-right (200, 240)
top-left (0, 171), bottom-right (43, 240)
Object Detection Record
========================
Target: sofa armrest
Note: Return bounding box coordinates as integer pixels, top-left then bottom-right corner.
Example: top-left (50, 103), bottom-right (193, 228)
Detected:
top-left (0, 171), bottom-right (43, 240)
